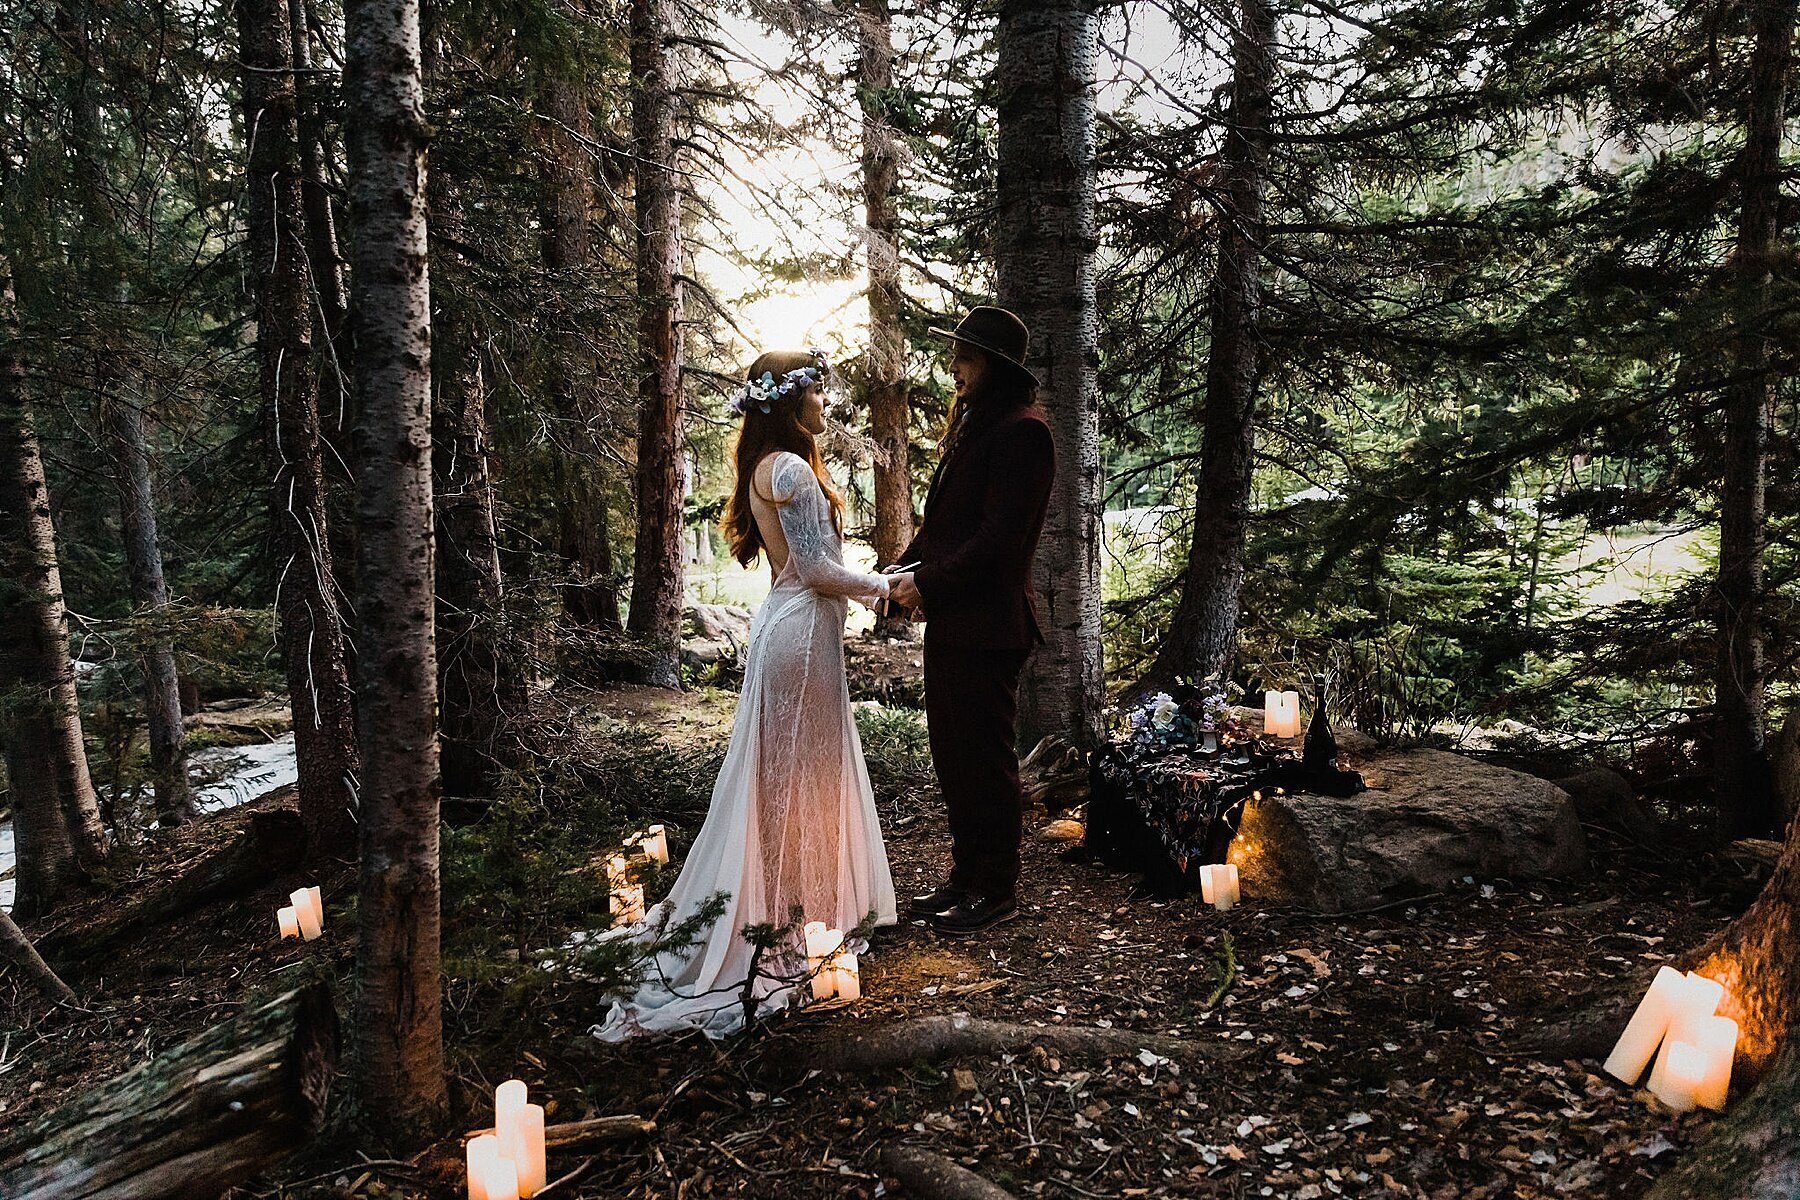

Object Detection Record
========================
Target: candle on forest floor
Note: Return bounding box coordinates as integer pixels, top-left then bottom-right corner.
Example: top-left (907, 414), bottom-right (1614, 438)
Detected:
top-left (1604, 966), bottom-right (1689, 1084)
top-left (806, 924), bottom-right (845, 1000)
top-left (277, 906), bottom-right (300, 939)
top-left (642, 825), bottom-right (670, 864)
top-left (467, 1133), bottom-right (511, 1200)
top-left (1199, 865), bottom-right (1217, 905)
top-left (609, 885), bottom-right (644, 924)
top-left (497, 1099), bottom-right (546, 1196)
top-left (1650, 1039), bottom-right (1708, 1113)
top-left (289, 887), bottom-right (323, 940)
top-left (607, 855), bottom-right (630, 889)
top-left (832, 952), bottom-right (861, 1002)
top-left (1216, 863), bottom-right (1240, 909)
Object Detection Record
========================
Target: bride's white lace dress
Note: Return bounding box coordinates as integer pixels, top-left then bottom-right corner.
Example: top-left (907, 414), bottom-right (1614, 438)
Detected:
top-left (591, 452), bottom-right (899, 1040)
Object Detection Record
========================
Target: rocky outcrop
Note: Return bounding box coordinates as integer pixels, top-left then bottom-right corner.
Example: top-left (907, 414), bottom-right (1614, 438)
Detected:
top-left (1234, 746), bottom-right (1588, 912)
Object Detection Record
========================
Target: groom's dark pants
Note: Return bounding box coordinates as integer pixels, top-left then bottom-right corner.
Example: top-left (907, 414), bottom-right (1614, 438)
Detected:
top-left (924, 645), bottom-right (1031, 897)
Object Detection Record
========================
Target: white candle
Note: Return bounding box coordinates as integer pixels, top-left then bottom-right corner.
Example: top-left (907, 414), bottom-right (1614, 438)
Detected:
top-left (499, 1101), bottom-right (547, 1196)
top-left (833, 952), bottom-right (861, 1001)
top-left (1604, 966), bottom-right (1688, 1084)
top-left (1646, 972), bottom-right (1729, 1096)
top-left (306, 886), bottom-right (323, 931)
top-left (1263, 691), bottom-right (1283, 736)
top-left (1682, 1015), bottom-right (1738, 1111)
top-left (1280, 692), bottom-right (1301, 737)
top-left (1219, 863), bottom-right (1241, 907)
top-left (643, 825), bottom-right (670, 864)
top-left (610, 885), bottom-right (644, 924)
top-left (1199, 864), bottom-right (1217, 904)
top-left (277, 906), bottom-right (300, 938)
top-left (1684, 971), bottom-right (1725, 1017)
top-left (1650, 1038), bottom-right (1707, 1113)
top-left (482, 1156), bottom-right (520, 1200)
top-left (467, 1133), bottom-right (503, 1200)
top-left (807, 925), bottom-right (844, 1000)
top-left (607, 855), bottom-right (630, 889)
top-left (289, 887), bottom-right (323, 940)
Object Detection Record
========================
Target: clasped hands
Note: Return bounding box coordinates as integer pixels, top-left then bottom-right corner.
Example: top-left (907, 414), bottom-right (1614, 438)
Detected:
top-left (882, 564), bottom-right (924, 614)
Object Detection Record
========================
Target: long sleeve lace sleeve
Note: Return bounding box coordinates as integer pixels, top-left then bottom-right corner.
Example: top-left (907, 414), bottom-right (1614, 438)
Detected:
top-left (770, 453), bottom-right (889, 606)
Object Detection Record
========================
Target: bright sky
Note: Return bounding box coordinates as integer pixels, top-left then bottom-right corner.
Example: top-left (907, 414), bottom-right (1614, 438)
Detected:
top-left (695, 6), bottom-right (1201, 367)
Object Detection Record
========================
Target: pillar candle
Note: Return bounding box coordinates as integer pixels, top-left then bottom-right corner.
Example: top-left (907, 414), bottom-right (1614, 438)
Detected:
top-left (1199, 864), bottom-right (1217, 904)
top-left (1603, 966), bottom-right (1688, 1084)
top-left (1646, 972), bottom-right (1729, 1096)
top-left (607, 855), bottom-right (629, 889)
top-left (643, 825), bottom-right (670, 864)
top-left (289, 887), bottom-right (323, 940)
top-left (482, 1156), bottom-right (520, 1200)
top-left (833, 952), bottom-right (861, 1001)
top-left (467, 1133), bottom-right (503, 1200)
top-left (1683, 1015), bottom-right (1737, 1111)
top-left (496, 1079), bottom-right (527, 1130)
top-left (1263, 691), bottom-right (1283, 737)
top-left (306, 886), bottom-right (323, 931)
top-left (1280, 692), bottom-right (1301, 737)
top-left (610, 885), bottom-right (644, 924)
top-left (1650, 1039), bottom-right (1707, 1113)
top-left (1684, 971), bottom-right (1725, 1017)
top-left (499, 1101), bottom-right (547, 1196)
top-left (807, 925), bottom-right (844, 1000)
top-left (1220, 863), bottom-right (1241, 906)
top-left (277, 906), bottom-right (300, 939)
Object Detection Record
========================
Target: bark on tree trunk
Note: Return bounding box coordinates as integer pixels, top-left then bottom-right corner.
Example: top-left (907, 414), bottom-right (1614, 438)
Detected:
top-left (290, 0), bottom-right (350, 353)
top-left (995, 0), bottom-right (1104, 749)
top-left (345, 0), bottom-right (448, 1135)
top-left (1139, 0), bottom-right (1276, 696)
top-left (856, 0), bottom-right (914, 640)
top-left (0, 273), bottom-right (107, 917)
top-left (540, 72), bottom-right (625, 632)
top-left (0, 981), bottom-right (338, 1200)
top-left (102, 396), bottom-right (195, 827)
top-left (625, 0), bottom-right (687, 690)
top-left (1712, 0), bottom-right (1792, 840)
top-left (238, 0), bottom-right (362, 859)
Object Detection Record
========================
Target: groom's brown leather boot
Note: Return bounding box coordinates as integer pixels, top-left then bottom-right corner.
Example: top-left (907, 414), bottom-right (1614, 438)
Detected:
top-left (909, 884), bottom-right (971, 918)
top-left (929, 892), bottom-right (1018, 935)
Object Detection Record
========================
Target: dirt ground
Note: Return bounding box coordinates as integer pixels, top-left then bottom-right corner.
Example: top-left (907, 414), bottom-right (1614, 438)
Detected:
top-left (0, 683), bottom-right (1751, 1200)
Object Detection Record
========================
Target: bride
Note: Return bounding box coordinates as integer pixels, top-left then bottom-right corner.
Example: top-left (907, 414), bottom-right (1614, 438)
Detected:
top-left (591, 348), bottom-right (899, 1040)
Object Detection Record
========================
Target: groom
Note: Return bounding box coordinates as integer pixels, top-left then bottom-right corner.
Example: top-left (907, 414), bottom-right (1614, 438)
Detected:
top-left (885, 307), bottom-right (1055, 935)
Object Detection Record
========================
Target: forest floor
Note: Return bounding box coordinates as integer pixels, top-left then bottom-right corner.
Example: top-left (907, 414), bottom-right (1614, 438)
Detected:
top-left (0, 679), bottom-right (1757, 1200)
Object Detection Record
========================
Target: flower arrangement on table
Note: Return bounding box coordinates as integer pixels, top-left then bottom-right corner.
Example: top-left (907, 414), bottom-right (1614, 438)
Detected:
top-left (1110, 675), bottom-right (1246, 754)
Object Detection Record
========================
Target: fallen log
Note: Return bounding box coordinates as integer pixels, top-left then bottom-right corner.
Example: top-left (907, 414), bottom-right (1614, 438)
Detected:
top-left (880, 1146), bottom-right (1016, 1200)
top-left (464, 1114), bottom-right (656, 1150)
top-left (0, 906), bottom-right (75, 1004)
top-left (40, 808), bottom-right (306, 964)
top-left (810, 1012), bottom-right (1251, 1074)
top-left (0, 979), bottom-right (338, 1200)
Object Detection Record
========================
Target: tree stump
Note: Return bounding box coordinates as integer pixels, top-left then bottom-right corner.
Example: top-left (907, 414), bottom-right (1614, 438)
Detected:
top-left (0, 980), bottom-right (338, 1200)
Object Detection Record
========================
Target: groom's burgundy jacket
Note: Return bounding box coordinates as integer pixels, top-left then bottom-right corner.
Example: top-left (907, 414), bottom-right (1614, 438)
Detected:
top-left (900, 401), bottom-right (1056, 651)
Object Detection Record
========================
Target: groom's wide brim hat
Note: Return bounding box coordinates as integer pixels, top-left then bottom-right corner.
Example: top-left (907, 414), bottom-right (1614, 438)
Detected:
top-left (929, 306), bottom-right (1041, 386)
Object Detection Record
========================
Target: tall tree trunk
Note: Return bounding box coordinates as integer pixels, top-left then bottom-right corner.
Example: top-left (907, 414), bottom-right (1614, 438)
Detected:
top-left (625, 0), bottom-right (686, 689)
top-left (0, 273), bottom-right (108, 917)
top-left (1713, 0), bottom-right (1792, 840)
top-left (345, 0), bottom-right (447, 1135)
top-left (102, 394), bottom-right (195, 827)
top-left (428, 162), bottom-right (517, 800)
top-left (289, 0), bottom-right (350, 356)
top-left (1139, 0), bottom-right (1276, 696)
top-left (856, 0), bottom-right (914, 639)
top-left (539, 71), bottom-right (623, 631)
top-left (238, 0), bottom-right (362, 858)
top-left (995, 0), bottom-right (1103, 749)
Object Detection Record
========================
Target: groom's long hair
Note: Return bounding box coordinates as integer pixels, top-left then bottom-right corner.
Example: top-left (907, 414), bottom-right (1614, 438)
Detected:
top-left (939, 347), bottom-right (1036, 453)
top-left (724, 350), bottom-right (846, 568)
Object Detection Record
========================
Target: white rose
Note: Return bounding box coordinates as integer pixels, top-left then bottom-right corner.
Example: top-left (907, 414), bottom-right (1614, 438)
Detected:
top-left (1152, 698), bottom-right (1179, 728)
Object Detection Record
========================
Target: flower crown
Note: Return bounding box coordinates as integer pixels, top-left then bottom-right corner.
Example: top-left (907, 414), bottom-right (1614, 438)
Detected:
top-left (727, 348), bottom-right (828, 416)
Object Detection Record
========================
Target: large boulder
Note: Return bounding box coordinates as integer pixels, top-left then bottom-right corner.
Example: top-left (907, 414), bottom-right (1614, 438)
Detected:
top-left (1555, 765), bottom-right (1662, 843)
top-left (1234, 746), bottom-right (1588, 912)
top-left (683, 602), bottom-right (754, 666)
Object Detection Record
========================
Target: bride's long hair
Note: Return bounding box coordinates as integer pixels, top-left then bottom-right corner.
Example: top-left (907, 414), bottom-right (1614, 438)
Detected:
top-left (724, 350), bottom-right (845, 567)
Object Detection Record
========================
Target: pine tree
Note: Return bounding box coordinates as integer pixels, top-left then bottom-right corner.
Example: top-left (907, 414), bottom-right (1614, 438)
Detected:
top-left (345, 0), bottom-right (447, 1134)
top-left (995, 0), bottom-right (1104, 749)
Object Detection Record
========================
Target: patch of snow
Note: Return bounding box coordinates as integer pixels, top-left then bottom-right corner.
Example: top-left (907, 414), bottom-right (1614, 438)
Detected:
top-left (0, 734), bottom-right (299, 913)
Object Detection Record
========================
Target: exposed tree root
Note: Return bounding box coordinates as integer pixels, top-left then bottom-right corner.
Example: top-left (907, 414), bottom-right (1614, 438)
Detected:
top-left (463, 1114), bottom-right (656, 1149)
top-left (0, 907), bottom-right (75, 1005)
top-left (880, 1145), bottom-right (1018, 1199)
top-left (809, 1012), bottom-right (1251, 1073)
top-left (1644, 1043), bottom-right (1800, 1199)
